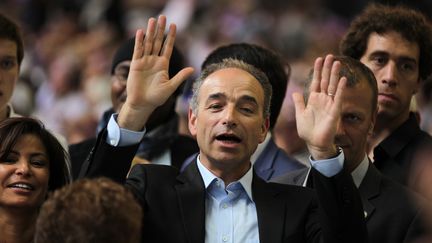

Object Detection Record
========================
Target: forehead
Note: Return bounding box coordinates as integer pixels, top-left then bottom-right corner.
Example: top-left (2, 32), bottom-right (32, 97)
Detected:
top-left (0, 38), bottom-right (17, 54)
top-left (342, 81), bottom-right (374, 113)
top-left (364, 31), bottom-right (419, 61)
top-left (199, 67), bottom-right (264, 101)
top-left (12, 133), bottom-right (45, 151)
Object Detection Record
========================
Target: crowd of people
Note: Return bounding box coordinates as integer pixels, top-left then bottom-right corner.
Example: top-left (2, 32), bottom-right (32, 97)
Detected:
top-left (1, 1), bottom-right (432, 243)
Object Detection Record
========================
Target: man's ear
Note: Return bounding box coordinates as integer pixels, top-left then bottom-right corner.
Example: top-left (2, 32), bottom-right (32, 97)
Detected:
top-left (413, 77), bottom-right (421, 94)
top-left (188, 108), bottom-right (197, 138)
top-left (259, 117), bottom-right (270, 143)
top-left (369, 109), bottom-right (377, 135)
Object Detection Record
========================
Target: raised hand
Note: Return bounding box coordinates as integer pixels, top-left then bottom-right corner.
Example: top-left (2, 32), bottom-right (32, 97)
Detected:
top-left (118, 15), bottom-right (194, 131)
top-left (292, 54), bottom-right (346, 160)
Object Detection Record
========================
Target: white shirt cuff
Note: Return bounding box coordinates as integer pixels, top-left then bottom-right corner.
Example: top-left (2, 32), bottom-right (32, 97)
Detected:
top-left (106, 114), bottom-right (145, 146)
top-left (310, 150), bottom-right (344, 177)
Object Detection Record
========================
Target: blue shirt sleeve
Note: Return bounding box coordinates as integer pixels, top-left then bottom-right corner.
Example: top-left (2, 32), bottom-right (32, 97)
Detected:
top-left (106, 114), bottom-right (146, 146)
top-left (310, 150), bottom-right (345, 177)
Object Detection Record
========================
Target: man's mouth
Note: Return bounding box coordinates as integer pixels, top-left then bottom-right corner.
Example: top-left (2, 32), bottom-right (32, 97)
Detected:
top-left (215, 133), bottom-right (242, 143)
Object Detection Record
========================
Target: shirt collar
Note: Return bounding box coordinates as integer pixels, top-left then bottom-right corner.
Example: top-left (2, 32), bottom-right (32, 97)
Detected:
top-left (196, 155), bottom-right (254, 201)
top-left (351, 155), bottom-right (369, 188)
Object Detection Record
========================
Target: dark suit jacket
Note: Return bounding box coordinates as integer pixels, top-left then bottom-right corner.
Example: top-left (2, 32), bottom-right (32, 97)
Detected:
top-left (373, 113), bottom-right (432, 185)
top-left (254, 138), bottom-right (305, 180)
top-left (181, 138), bottom-right (305, 181)
top-left (272, 163), bottom-right (426, 243)
top-left (79, 130), bottom-right (367, 243)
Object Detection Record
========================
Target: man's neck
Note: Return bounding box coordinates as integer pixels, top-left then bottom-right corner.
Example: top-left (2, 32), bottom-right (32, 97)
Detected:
top-left (0, 105), bottom-right (10, 121)
top-left (201, 157), bottom-right (251, 185)
top-left (367, 111), bottom-right (410, 157)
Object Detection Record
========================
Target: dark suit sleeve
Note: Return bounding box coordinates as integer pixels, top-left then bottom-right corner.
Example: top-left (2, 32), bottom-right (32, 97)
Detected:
top-left (77, 129), bottom-right (139, 184)
top-left (311, 168), bottom-right (368, 243)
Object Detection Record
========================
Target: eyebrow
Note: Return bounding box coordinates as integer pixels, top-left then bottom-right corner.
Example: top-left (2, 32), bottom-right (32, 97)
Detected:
top-left (238, 95), bottom-right (258, 106)
top-left (204, 93), bottom-right (259, 106)
top-left (369, 51), bottom-right (417, 64)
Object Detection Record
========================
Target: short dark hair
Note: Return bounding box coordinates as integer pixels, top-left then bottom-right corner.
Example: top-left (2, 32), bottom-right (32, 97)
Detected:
top-left (0, 13), bottom-right (24, 65)
top-left (340, 3), bottom-right (432, 80)
top-left (192, 58), bottom-right (272, 119)
top-left (35, 177), bottom-right (142, 243)
top-left (305, 56), bottom-right (378, 114)
top-left (201, 43), bottom-right (288, 129)
top-left (0, 117), bottom-right (70, 191)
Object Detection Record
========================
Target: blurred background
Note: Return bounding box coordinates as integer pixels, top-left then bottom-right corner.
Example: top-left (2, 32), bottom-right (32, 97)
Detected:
top-left (2, 0), bottom-right (431, 143)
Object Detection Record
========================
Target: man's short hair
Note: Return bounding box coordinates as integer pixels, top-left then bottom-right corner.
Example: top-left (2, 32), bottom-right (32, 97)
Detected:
top-left (0, 13), bottom-right (24, 65)
top-left (201, 43), bottom-right (288, 129)
top-left (305, 56), bottom-right (378, 114)
top-left (191, 58), bottom-right (272, 119)
top-left (340, 3), bottom-right (432, 80)
top-left (35, 177), bottom-right (142, 243)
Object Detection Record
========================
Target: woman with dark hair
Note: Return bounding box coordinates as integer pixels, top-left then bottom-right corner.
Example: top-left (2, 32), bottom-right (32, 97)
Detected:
top-left (0, 117), bottom-right (70, 243)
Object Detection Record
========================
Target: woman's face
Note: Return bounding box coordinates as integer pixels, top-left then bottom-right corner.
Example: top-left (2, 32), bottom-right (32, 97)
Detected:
top-left (0, 134), bottom-right (50, 209)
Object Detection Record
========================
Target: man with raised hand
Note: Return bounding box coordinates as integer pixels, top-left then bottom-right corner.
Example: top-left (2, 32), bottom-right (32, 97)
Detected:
top-left (81, 16), bottom-right (366, 243)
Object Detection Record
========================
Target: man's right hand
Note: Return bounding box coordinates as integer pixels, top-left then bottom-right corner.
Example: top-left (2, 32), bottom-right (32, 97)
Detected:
top-left (118, 15), bottom-right (194, 131)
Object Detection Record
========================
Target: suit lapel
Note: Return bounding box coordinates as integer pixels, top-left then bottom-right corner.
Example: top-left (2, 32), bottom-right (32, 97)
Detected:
top-left (253, 172), bottom-right (286, 243)
top-left (175, 160), bottom-right (206, 243)
top-left (358, 163), bottom-right (381, 220)
top-left (254, 140), bottom-right (277, 180)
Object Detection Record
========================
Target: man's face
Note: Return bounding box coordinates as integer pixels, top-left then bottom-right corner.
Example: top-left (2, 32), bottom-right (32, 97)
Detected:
top-left (0, 39), bottom-right (19, 113)
top-left (111, 60), bottom-right (130, 112)
top-left (360, 31), bottom-right (419, 123)
top-left (335, 81), bottom-right (376, 172)
top-left (188, 68), bottom-right (269, 170)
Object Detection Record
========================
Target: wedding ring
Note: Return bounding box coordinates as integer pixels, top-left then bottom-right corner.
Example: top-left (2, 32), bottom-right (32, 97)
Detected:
top-left (328, 93), bottom-right (335, 97)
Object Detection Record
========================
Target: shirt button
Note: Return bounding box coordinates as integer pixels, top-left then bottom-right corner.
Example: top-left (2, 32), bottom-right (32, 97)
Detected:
top-left (222, 203), bottom-right (228, 209)
top-left (222, 235), bottom-right (229, 242)
top-left (110, 139), bottom-right (116, 145)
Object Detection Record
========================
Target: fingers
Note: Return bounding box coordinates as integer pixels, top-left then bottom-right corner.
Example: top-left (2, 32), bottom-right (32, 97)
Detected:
top-left (143, 18), bottom-right (156, 56)
top-left (310, 57), bottom-right (323, 93)
top-left (327, 60), bottom-right (341, 96)
top-left (333, 76), bottom-right (347, 104)
top-left (161, 24), bottom-right (176, 60)
top-left (320, 54), bottom-right (334, 93)
top-left (132, 29), bottom-right (145, 60)
top-left (135, 15), bottom-right (176, 59)
top-left (152, 16), bottom-right (167, 55)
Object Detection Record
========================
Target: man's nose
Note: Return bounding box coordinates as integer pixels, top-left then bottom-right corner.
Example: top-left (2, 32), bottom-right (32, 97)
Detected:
top-left (381, 62), bottom-right (398, 87)
top-left (222, 106), bottom-right (237, 128)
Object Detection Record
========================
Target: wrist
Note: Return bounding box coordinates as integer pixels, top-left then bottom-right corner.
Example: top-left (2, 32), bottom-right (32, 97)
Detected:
top-left (309, 145), bottom-right (341, 161)
top-left (117, 103), bottom-right (155, 131)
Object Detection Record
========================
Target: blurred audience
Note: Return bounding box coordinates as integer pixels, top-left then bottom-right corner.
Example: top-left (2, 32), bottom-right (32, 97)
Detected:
top-left (34, 177), bottom-right (142, 243)
top-left (0, 117), bottom-right (70, 243)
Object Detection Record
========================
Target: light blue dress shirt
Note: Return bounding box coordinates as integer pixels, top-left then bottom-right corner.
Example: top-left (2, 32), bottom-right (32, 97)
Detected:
top-left (106, 114), bottom-right (346, 243)
top-left (197, 157), bottom-right (259, 243)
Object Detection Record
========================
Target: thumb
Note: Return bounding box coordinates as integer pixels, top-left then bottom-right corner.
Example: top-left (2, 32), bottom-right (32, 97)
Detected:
top-left (170, 67), bottom-right (195, 90)
top-left (292, 92), bottom-right (306, 118)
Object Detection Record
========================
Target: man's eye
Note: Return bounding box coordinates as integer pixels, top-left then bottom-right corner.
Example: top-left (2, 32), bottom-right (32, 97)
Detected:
top-left (0, 58), bottom-right (16, 70)
top-left (240, 107), bottom-right (253, 114)
top-left (400, 62), bottom-right (415, 72)
top-left (372, 56), bottom-right (386, 65)
top-left (209, 104), bottom-right (222, 110)
top-left (344, 114), bottom-right (360, 122)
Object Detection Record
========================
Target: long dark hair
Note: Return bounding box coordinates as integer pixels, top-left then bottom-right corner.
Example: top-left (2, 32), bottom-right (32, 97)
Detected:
top-left (0, 117), bottom-right (70, 191)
